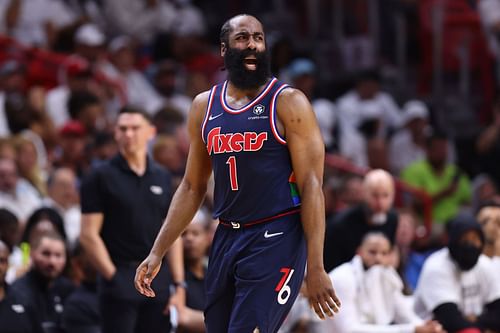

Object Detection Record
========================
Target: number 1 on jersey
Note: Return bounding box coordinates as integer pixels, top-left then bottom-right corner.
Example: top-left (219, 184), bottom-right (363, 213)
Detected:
top-left (226, 156), bottom-right (239, 191)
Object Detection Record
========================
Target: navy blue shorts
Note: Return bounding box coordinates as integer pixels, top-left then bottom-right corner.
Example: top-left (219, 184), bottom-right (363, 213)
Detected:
top-left (204, 211), bottom-right (307, 333)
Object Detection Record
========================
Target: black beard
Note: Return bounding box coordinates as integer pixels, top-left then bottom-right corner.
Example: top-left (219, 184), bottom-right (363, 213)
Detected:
top-left (224, 47), bottom-right (271, 90)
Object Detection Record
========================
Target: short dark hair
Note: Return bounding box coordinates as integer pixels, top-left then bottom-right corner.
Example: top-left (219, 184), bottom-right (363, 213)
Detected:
top-left (477, 200), bottom-right (500, 214)
top-left (68, 91), bottom-right (100, 120)
top-left (118, 105), bottom-right (152, 124)
top-left (22, 207), bottom-right (67, 244)
top-left (220, 14), bottom-right (258, 46)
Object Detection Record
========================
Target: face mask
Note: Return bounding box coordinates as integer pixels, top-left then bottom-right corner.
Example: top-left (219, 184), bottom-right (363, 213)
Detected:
top-left (372, 213), bottom-right (387, 225)
top-left (448, 242), bottom-right (482, 271)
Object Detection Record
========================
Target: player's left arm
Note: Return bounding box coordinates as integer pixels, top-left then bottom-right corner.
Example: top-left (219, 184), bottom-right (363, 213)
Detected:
top-left (276, 88), bottom-right (341, 319)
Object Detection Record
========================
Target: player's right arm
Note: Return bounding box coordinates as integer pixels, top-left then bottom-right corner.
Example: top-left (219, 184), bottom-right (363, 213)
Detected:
top-left (135, 90), bottom-right (213, 297)
top-left (79, 213), bottom-right (116, 280)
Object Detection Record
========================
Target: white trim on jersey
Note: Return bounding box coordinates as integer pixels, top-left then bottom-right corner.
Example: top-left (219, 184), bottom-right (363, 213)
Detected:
top-left (270, 84), bottom-right (291, 145)
top-left (220, 78), bottom-right (278, 114)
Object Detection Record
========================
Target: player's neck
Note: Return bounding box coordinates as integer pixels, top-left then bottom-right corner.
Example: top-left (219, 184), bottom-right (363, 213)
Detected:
top-left (227, 78), bottom-right (271, 100)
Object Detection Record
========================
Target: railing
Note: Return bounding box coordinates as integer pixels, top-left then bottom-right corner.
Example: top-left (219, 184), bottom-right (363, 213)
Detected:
top-left (324, 153), bottom-right (433, 237)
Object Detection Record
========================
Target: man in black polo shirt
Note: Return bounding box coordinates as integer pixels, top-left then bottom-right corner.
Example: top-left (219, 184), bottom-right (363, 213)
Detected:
top-left (80, 107), bottom-right (184, 333)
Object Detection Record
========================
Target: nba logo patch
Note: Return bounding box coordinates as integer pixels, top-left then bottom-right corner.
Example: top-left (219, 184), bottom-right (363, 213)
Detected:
top-left (253, 104), bottom-right (265, 115)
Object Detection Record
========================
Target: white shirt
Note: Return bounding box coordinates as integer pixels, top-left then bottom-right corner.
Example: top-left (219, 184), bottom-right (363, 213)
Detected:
top-left (336, 91), bottom-right (403, 137)
top-left (0, 92), bottom-right (10, 137)
top-left (100, 62), bottom-right (164, 115)
top-left (42, 198), bottom-right (81, 250)
top-left (479, 0), bottom-right (500, 56)
top-left (312, 98), bottom-right (337, 148)
top-left (414, 248), bottom-right (500, 319)
top-left (389, 130), bottom-right (426, 175)
top-left (45, 85), bottom-right (70, 128)
top-left (0, 178), bottom-right (42, 223)
top-left (320, 256), bottom-right (422, 333)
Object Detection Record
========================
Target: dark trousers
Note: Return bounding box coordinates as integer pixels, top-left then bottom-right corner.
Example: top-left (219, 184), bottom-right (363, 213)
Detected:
top-left (98, 264), bottom-right (171, 333)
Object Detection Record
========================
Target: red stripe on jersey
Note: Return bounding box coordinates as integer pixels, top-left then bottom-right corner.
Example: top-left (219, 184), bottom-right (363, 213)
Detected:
top-left (201, 86), bottom-right (217, 144)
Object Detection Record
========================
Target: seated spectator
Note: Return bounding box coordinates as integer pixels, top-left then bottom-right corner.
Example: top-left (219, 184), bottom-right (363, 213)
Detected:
top-left (0, 208), bottom-right (24, 283)
top-left (401, 131), bottom-right (471, 233)
top-left (176, 209), bottom-right (212, 333)
top-left (476, 201), bottom-right (500, 266)
top-left (414, 215), bottom-right (500, 333)
top-left (11, 134), bottom-right (47, 197)
top-left (475, 97), bottom-right (500, 188)
top-left (0, 157), bottom-right (42, 223)
top-left (321, 232), bottom-right (443, 333)
top-left (54, 121), bottom-right (89, 179)
top-left (45, 56), bottom-right (94, 129)
top-left (100, 36), bottom-right (163, 115)
top-left (152, 60), bottom-right (193, 120)
top-left (389, 100), bottom-right (430, 175)
top-left (20, 207), bottom-right (67, 261)
top-left (324, 169), bottom-right (399, 272)
top-left (11, 231), bottom-right (75, 333)
top-left (73, 23), bottom-right (106, 65)
top-left (471, 174), bottom-right (500, 213)
top-left (336, 69), bottom-right (403, 139)
top-left (62, 244), bottom-right (100, 333)
top-left (153, 135), bottom-right (185, 189)
top-left (44, 168), bottom-right (81, 250)
top-left (0, 240), bottom-right (44, 333)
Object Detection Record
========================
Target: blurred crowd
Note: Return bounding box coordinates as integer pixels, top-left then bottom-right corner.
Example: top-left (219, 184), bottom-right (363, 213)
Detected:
top-left (2, 0), bottom-right (500, 332)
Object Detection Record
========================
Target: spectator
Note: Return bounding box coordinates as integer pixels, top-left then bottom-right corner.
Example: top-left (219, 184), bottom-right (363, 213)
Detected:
top-left (471, 174), bottom-right (500, 213)
top-left (44, 167), bottom-right (81, 250)
top-left (11, 231), bottom-right (75, 333)
top-left (476, 201), bottom-right (500, 261)
top-left (73, 23), bottom-right (106, 65)
top-left (54, 120), bottom-right (89, 179)
top-left (0, 157), bottom-right (42, 223)
top-left (321, 232), bottom-right (443, 333)
top-left (100, 36), bottom-right (163, 115)
top-left (476, 98), bottom-right (500, 188)
top-left (0, 240), bottom-right (44, 333)
top-left (152, 134), bottom-right (185, 189)
top-left (389, 100), bottom-right (430, 175)
top-left (0, 207), bottom-right (24, 283)
top-left (152, 60), bottom-right (193, 119)
top-left (324, 169), bottom-right (398, 272)
top-left (11, 134), bottom-right (47, 196)
top-left (45, 56), bottom-right (95, 129)
top-left (1, 0), bottom-right (77, 47)
top-left (62, 244), bottom-right (101, 333)
top-left (284, 58), bottom-right (337, 150)
top-left (176, 209), bottom-right (212, 333)
top-left (336, 69), bottom-right (403, 139)
top-left (414, 215), bottom-right (500, 333)
top-left (401, 131), bottom-right (471, 232)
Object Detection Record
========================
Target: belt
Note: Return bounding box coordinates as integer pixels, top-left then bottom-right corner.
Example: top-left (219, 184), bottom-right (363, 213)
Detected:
top-left (219, 207), bottom-right (300, 229)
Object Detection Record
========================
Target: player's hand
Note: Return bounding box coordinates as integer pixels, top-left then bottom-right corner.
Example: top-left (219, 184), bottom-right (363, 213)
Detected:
top-left (134, 253), bottom-right (162, 297)
top-left (305, 267), bottom-right (341, 319)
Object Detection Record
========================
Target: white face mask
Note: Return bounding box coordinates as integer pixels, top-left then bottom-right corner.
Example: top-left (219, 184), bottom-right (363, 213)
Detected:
top-left (371, 213), bottom-right (387, 225)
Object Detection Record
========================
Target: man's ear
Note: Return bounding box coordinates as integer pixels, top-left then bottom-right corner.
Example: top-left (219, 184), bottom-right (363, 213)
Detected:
top-left (221, 43), bottom-right (227, 56)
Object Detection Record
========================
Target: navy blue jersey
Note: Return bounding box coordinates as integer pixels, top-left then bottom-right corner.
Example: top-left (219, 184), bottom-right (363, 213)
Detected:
top-left (202, 78), bottom-right (300, 224)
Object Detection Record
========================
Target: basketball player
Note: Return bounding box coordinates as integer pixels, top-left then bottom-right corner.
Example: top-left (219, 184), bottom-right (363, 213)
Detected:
top-left (135, 14), bottom-right (340, 332)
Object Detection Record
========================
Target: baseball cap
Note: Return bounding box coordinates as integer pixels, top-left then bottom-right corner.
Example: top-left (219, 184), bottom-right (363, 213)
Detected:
top-left (63, 56), bottom-right (92, 77)
top-left (75, 23), bottom-right (105, 46)
top-left (108, 36), bottom-right (133, 53)
top-left (287, 58), bottom-right (316, 79)
top-left (0, 60), bottom-right (24, 77)
top-left (59, 121), bottom-right (87, 137)
top-left (402, 100), bottom-right (429, 124)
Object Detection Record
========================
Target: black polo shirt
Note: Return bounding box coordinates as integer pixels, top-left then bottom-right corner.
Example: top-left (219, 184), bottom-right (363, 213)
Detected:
top-left (0, 285), bottom-right (44, 333)
top-left (80, 153), bottom-right (172, 264)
